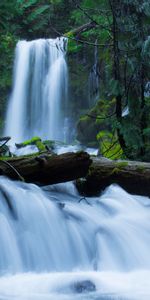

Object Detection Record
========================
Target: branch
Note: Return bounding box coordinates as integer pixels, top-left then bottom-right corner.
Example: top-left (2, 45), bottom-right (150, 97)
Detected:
top-left (0, 137), bottom-right (11, 151)
top-left (51, 26), bottom-right (113, 48)
top-left (68, 21), bottom-right (97, 36)
top-left (86, 111), bottom-right (116, 120)
top-left (72, 0), bottom-right (98, 25)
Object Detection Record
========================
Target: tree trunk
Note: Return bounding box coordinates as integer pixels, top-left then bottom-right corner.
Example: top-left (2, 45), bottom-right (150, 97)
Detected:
top-left (76, 157), bottom-right (150, 197)
top-left (1, 152), bottom-right (150, 197)
top-left (0, 152), bottom-right (91, 185)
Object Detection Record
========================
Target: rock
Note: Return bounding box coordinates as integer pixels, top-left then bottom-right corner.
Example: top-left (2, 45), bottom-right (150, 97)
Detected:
top-left (72, 280), bottom-right (96, 293)
top-left (15, 137), bottom-right (46, 152)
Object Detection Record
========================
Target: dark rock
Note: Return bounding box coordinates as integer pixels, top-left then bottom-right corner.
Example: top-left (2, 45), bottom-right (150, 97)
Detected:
top-left (72, 280), bottom-right (96, 293)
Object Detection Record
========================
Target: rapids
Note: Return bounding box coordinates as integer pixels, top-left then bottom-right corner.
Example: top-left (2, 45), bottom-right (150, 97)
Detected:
top-left (0, 176), bottom-right (150, 299)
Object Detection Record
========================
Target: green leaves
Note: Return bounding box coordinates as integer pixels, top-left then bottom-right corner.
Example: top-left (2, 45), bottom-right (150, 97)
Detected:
top-left (26, 5), bottom-right (50, 22)
top-left (109, 80), bottom-right (122, 97)
top-left (97, 130), bottom-right (123, 159)
top-left (17, 0), bottom-right (37, 8)
top-left (142, 36), bottom-right (150, 59)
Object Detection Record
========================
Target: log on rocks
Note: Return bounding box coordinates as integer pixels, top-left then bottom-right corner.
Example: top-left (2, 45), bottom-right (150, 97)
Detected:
top-left (76, 157), bottom-right (150, 197)
top-left (0, 151), bottom-right (91, 185)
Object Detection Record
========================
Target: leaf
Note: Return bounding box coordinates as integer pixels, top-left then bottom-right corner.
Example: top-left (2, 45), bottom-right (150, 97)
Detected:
top-left (27, 5), bottom-right (50, 22)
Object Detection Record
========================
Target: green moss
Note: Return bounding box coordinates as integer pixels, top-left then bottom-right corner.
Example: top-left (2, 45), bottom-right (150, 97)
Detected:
top-left (0, 152), bottom-right (40, 161)
top-left (136, 165), bottom-right (146, 172)
top-left (111, 167), bottom-right (120, 175)
top-left (16, 136), bottom-right (46, 152)
top-left (79, 115), bottom-right (89, 122)
top-left (36, 140), bottom-right (46, 152)
top-left (116, 161), bottom-right (128, 168)
top-left (22, 136), bottom-right (41, 146)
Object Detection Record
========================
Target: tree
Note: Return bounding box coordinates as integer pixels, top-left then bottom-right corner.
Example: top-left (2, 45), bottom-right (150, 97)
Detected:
top-left (71, 0), bottom-right (150, 161)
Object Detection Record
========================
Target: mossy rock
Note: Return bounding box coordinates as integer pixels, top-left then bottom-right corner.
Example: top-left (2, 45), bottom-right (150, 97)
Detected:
top-left (43, 140), bottom-right (55, 150)
top-left (76, 100), bottom-right (108, 146)
top-left (16, 137), bottom-right (41, 148)
top-left (0, 145), bottom-right (10, 157)
top-left (16, 136), bottom-right (46, 152)
top-left (116, 161), bottom-right (128, 168)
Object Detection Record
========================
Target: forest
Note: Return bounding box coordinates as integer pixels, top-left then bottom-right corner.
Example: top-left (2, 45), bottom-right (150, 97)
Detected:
top-left (0, 0), bottom-right (150, 162)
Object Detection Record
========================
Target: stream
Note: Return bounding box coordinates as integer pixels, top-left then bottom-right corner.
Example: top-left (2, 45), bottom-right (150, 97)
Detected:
top-left (0, 177), bottom-right (150, 299)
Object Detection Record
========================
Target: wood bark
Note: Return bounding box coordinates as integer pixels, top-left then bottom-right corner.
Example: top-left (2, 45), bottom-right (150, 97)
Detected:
top-left (76, 157), bottom-right (150, 197)
top-left (0, 151), bottom-right (91, 185)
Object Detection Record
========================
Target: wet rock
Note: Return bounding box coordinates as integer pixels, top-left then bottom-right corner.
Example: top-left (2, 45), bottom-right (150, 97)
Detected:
top-left (72, 280), bottom-right (96, 293)
top-left (58, 202), bottom-right (65, 209)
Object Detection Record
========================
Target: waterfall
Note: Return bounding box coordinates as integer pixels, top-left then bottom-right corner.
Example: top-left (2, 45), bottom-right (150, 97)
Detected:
top-left (0, 176), bottom-right (150, 299)
top-left (4, 38), bottom-right (68, 143)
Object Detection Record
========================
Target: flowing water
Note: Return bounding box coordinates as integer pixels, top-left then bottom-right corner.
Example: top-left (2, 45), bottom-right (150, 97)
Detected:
top-left (4, 38), bottom-right (68, 143)
top-left (0, 176), bottom-right (150, 299)
top-left (2, 36), bottom-right (150, 299)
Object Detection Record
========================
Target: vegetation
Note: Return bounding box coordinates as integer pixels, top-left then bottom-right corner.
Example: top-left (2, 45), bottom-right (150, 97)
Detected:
top-left (0, 0), bottom-right (150, 161)
top-left (69, 0), bottom-right (150, 161)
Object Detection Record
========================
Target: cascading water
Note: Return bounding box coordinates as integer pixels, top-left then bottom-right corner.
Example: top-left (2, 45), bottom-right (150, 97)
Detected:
top-left (4, 38), bottom-right (68, 143)
top-left (0, 176), bottom-right (150, 299)
top-left (2, 34), bottom-right (150, 300)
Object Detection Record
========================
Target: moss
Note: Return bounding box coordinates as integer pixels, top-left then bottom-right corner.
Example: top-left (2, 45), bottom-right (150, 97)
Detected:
top-left (111, 167), bottom-right (120, 175)
top-left (79, 115), bottom-right (89, 122)
top-left (0, 152), bottom-right (40, 161)
top-left (22, 136), bottom-right (41, 146)
top-left (116, 161), bottom-right (128, 168)
top-left (136, 165), bottom-right (146, 172)
top-left (16, 136), bottom-right (47, 152)
top-left (77, 110), bottom-right (100, 146)
top-left (77, 99), bottom-right (116, 147)
top-left (36, 140), bottom-right (46, 152)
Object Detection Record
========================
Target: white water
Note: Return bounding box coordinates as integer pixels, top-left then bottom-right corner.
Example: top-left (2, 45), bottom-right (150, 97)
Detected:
top-left (2, 34), bottom-right (150, 300)
top-left (4, 38), bottom-right (68, 143)
top-left (0, 177), bottom-right (150, 299)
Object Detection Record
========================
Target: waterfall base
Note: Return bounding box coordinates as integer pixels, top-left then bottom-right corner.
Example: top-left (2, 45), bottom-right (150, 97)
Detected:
top-left (0, 177), bottom-right (150, 299)
top-left (0, 271), bottom-right (150, 299)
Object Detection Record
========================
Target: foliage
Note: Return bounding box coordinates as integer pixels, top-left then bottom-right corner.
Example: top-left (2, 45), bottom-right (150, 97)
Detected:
top-left (97, 131), bottom-right (123, 160)
top-left (65, 32), bottom-right (82, 54)
top-left (72, 0), bottom-right (150, 161)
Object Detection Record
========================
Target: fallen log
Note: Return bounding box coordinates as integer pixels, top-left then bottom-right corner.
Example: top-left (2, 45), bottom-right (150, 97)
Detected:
top-left (1, 152), bottom-right (150, 196)
top-left (76, 157), bottom-right (150, 197)
top-left (0, 151), bottom-right (91, 185)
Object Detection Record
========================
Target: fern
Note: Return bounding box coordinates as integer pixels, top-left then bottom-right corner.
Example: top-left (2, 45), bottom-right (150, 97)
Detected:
top-left (26, 5), bottom-right (50, 22)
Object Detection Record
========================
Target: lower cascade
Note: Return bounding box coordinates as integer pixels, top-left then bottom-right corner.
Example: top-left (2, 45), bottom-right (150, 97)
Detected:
top-left (4, 38), bottom-right (68, 143)
top-left (0, 176), bottom-right (150, 299)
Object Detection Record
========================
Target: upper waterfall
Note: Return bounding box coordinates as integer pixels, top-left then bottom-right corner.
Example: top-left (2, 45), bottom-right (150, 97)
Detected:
top-left (4, 37), bottom-right (68, 143)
